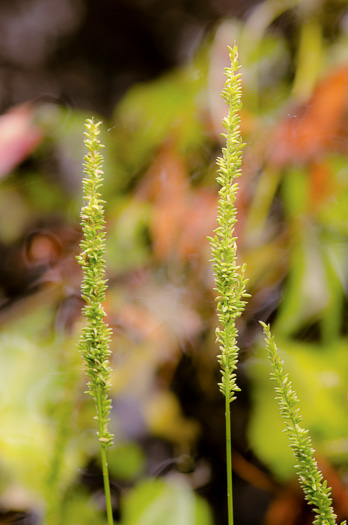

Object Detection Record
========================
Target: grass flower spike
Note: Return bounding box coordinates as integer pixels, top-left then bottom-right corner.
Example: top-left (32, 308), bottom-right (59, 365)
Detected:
top-left (77, 118), bottom-right (114, 524)
top-left (261, 323), bottom-right (346, 525)
top-left (208, 45), bottom-right (249, 525)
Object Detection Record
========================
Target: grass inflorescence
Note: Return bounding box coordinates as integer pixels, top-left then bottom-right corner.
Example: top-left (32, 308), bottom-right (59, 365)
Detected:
top-left (208, 45), bottom-right (249, 525)
top-left (261, 322), bottom-right (346, 525)
top-left (77, 118), bottom-right (114, 525)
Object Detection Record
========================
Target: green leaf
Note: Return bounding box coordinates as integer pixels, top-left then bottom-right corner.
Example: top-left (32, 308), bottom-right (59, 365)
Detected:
top-left (120, 478), bottom-right (213, 525)
top-left (107, 443), bottom-right (145, 481)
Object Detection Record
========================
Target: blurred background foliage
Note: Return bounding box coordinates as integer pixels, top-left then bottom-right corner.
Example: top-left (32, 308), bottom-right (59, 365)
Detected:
top-left (0, 0), bottom-right (348, 524)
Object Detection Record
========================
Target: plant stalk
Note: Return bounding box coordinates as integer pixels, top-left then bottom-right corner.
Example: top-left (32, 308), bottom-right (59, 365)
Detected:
top-left (97, 388), bottom-right (113, 525)
top-left (225, 385), bottom-right (234, 525)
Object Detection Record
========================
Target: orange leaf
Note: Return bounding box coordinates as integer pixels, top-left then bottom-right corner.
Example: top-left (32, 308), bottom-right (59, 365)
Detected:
top-left (269, 66), bottom-right (348, 167)
top-left (309, 160), bottom-right (333, 209)
top-left (137, 143), bottom-right (188, 260)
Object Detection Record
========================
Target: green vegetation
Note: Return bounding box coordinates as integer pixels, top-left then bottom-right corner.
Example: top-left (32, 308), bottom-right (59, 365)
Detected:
top-left (209, 46), bottom-right (345, 525)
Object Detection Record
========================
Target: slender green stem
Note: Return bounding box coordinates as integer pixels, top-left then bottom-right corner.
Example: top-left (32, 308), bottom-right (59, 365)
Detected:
top-left (97, 387), bottom-right (113, 525)
top-left (100, 445), bottom-right (113, 525)
top-left (225, 384), bottom-right (234, 525)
